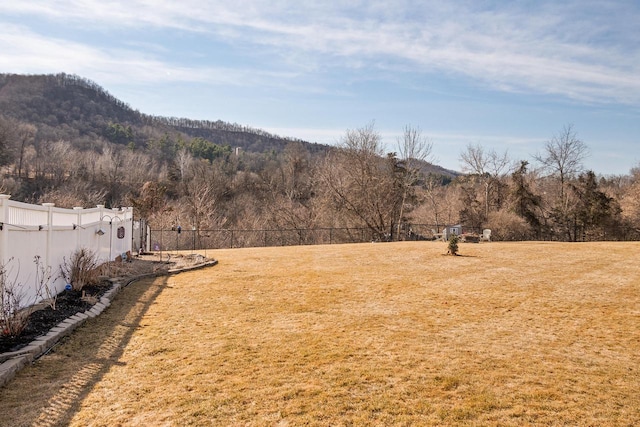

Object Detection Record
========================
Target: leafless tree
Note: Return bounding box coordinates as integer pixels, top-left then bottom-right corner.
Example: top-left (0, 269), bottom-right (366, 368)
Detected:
top-left (418, 176), bottom-right (448, 233)
top-left (319, 122), bottom-right (400, 240)
top-left (263, 142), bottom-right (320, 234)
top-left (38, 181), bottom-right (108, 208)
top-left (121, 149), bottom-right (159, 190)
top-left (0, 116), bottom-right (16, 167)
top-left (534, 124), bottom-right (589, 205)
top-left (620, 165), bottom-right (640, 234)
top-left (460, 143), bottom-right (510, 218)
top-left (341, 121), bottom-right (385, 157)
top-left (395, 125), bottom-right (434, 238)
top-left (174, 148), bottom-right (194, 191)
top-left (15, 123), bottom-right (36, 178)
top-left (97, 144), bottom-right (125, 206)
top-left (533, 125), bottom-right (590, 240)
top-left (179, 161), bottom-right (231, 239)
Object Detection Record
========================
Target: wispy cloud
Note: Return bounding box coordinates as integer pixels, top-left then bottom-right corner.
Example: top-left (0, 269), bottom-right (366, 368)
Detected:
top-left (1, 1), bottom-right (639, 104)
top-left (0, 23), bottom-right (297, 88)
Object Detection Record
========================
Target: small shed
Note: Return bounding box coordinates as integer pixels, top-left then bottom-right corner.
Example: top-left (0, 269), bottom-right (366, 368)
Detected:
top-left (443, 224), bottom-right (463, 241)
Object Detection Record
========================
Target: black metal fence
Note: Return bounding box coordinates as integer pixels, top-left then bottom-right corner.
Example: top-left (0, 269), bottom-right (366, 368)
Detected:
top-left (148, 224), bottom-right (481, 252)
top-left (148, 223), bottom-right (639, 252)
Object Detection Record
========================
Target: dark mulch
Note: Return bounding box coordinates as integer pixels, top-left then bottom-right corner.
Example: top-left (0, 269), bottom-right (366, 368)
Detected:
top-left (0, 282), bottom-right (112, 354)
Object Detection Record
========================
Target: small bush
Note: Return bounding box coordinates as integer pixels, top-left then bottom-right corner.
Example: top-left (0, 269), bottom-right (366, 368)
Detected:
top-left (60, 248), bottom-right (101, 292)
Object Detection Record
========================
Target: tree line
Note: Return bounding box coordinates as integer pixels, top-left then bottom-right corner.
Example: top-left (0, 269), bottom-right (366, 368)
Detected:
top-left (0, 114), bottom-right (638, 242)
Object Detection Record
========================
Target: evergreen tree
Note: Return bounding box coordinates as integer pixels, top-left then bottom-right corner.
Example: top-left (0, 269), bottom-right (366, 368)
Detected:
top-left (447, 234), bottom-right (459, 256)
top-left (511, 161), bottom-right (542, 235)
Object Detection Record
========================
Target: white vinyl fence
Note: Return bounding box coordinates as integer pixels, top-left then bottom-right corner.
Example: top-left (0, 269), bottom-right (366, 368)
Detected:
top-left (0, 194), bottom-right (133, 307)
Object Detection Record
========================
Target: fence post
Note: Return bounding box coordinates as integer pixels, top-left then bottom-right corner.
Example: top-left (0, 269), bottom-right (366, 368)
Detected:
top-left (42, 202), bottom-right (55, 273)
top-left (0, 194), bottom-right (10, 266)
top-left (73, 206), bottom-right (83, 252)
top-left (96, 204), bottom-right (105, 261)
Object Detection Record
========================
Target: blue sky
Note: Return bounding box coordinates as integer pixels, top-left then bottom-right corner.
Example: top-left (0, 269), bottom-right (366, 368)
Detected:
top-left (1, 1), bottom-right (638, 175)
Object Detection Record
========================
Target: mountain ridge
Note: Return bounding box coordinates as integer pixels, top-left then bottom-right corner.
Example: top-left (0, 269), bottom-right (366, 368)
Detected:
top-left (0, 72), bottom-right (458, 177)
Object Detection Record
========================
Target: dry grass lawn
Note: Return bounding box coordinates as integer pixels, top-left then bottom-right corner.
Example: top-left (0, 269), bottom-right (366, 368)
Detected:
top-left (0, 241), bottom-right (639, 426)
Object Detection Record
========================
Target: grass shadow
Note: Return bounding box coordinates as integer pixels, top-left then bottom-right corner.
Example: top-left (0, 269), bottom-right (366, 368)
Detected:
top-left (440, 253), bottom-right (479, 258)
top-left (0, 274), bottom-right (170, 427)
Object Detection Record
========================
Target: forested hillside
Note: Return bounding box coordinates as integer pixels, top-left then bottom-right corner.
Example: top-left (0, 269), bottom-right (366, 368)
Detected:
top-left (0, 73), bottom-right (638, 242)
top-left (0, 73), bottom-right (327, 154)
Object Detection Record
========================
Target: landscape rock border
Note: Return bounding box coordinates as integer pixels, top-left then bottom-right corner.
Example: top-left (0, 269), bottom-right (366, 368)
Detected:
top-left (0, 259), bottom-right (218, 388)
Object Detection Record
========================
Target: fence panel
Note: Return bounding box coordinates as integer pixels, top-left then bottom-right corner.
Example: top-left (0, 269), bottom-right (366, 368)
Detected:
top-left (7, 203), bottom-right (48, 226)
top-left (0, 196), bottom-right (133, 308)
top-left (52, 208), bottom-right (78, 227)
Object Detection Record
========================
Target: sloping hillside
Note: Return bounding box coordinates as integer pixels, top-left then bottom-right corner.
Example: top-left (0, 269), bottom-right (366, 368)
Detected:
top-left (0, 73), bottom-right (457, 177)
top-left (0, 73), bottom-right (315, 153)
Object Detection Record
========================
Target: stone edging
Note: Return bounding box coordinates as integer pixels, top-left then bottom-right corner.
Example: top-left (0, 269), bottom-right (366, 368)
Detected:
top-left (0, 259), bottom-right (218, 388)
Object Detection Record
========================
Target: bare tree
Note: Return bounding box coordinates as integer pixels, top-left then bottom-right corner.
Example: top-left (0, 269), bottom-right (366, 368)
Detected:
top-left (97, 145), bottom-right (125, 206)
top-left (0, 116), bottom-right (16, 167)
top-left (281, 142), bottom-right (313, 203)
top-left (395, 125), bottom-right (434, 239)
top-left (417, 175), bottom-right (448, 233)
top-left (121, 149), bottom-right (158, 190)
top-left (459, 143), bottom-right (510, 218)
top-left (534, 125), bottom-right (589, 240)
top-left (535, 124), bottom-right (589, 205)
top-left (262, 142), bottom-right (320, 235)
top-left (174, 148), bottom-right (194, 191)
top-left (319, 123), bottom-right (401, 240)
top-left (15, 123), bottom-right (36, 178)
top-left (621, 165), bottom-right (640, 234)
top-left (38, 181), bottom-right (108, 208)
top-left (341, 121), bottom-right (385, 157)
top-left (180, 160), bottom-right (231, 236)
top-left (130, 181), bottom-right (167, 221)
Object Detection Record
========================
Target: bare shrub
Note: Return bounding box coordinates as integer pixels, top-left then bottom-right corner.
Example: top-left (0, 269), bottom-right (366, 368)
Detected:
top-left (59, 248), bottom-right (101, 292)
top-left (0, 258), bottom-right (28, 337)
top-left (34, 255), bottom-right (55, 310)
top-left (486, 210), bottom-right (532, 241)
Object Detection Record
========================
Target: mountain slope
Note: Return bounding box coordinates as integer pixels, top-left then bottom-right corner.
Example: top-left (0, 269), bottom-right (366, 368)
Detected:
top-left (0, 73), bottom-right (316, 153)
top-left (0, 72), bottom-right (457, 177)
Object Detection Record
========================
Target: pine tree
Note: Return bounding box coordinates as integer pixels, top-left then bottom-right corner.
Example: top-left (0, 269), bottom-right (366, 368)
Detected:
top-left (447, 234), bottom-right (459, 256)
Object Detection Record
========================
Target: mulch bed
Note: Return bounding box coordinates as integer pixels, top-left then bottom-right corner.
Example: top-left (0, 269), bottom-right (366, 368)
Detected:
top-left (0, 282), bottom-right (112, 353)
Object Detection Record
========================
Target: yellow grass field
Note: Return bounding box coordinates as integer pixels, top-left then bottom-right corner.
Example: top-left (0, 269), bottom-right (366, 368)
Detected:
top-left (1, 241), bottom-right (639, 426)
